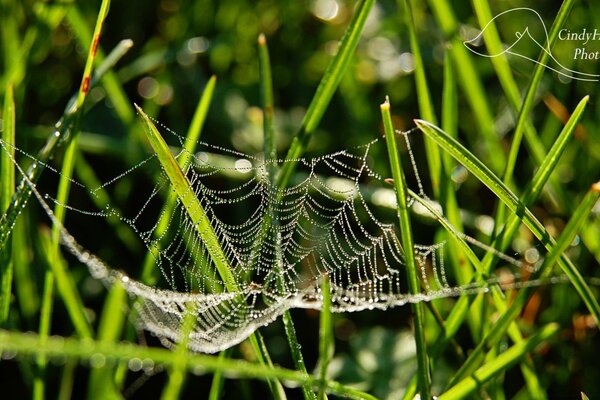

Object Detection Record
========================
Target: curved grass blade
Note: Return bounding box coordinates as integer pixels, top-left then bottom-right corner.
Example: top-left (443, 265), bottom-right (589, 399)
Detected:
top-left (277, 0), bottom-right (375, 188)
top-left (0, 329), bottom-right (377, 400)
top-left (402, 0), bottom-right (441, 196)
top-left (259, 33), bottom-right (316, 400)
top-left (0, 83), bottom-right (15, 325)
top-left (382, 99), bottom-right (432, 399)
top-left (439, 323), bottom-right (559, 400)
top-left (445, 180), bottom-right (600, 388)
top-left (317, 275), bottom-right (333, 400)
top-left (139, 75), bottom-right (217, 285)
top-left (136, 105), bottom-right (287, 399)
top-left (415, 117), bottom-right (600, 325)
top-left (161, 303), bottom-right (198, 400)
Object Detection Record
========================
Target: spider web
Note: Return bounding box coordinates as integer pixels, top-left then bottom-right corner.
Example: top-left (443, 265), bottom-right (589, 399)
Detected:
top-left (0, 124), bottom-right (561, 353)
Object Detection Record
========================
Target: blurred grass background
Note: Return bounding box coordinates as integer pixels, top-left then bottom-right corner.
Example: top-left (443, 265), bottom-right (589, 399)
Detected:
top-left (1, 0), bottom-right (600, 398)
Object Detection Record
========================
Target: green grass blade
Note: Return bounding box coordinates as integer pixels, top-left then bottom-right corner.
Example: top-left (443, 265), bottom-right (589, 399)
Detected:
top-left (136, 105), bottom-right (287, 399)
top-left (427, 0), bottom-right (505, 173)
top-left (161, 303), bottom-right (198, 400)
top-left (402, 0), bottom-right (441, 196)
top-left (439, 323), bottom-right (560, 400)
top-left (87, 281), bottom-right (126, 400)
top-left (33, 270), bottom-right (54, 400)
top-left (258, 33), bottom-right (276, 180)
top-left (259, 32), bottom-right (316, 400)
top-left (208, 349), bottom-right (231, 400)
top-left (382, 99), bottom-right (431, 399)
top-left (481, 96), bottom-right (591, 275)
top-left (277, 0), bottom-right (375, 189)
top-left (136, 104), bottom-right (236, 291)
top-left (502, 0), bottom-right (577, 183)
top-left (416, 116), bottom-right (600, 325)
top-left (66, 4), bottom-right (135, 124)
top-left (0, 83), bottom-right (15, 325)
top-left (446, 180), bottom-right (600, 387)
top-left (0, 329), bottom-right (377, 400)
top-left (317, 275), bottom-right (333, 400)
top-left (140, 75), bottom-right (217, 285)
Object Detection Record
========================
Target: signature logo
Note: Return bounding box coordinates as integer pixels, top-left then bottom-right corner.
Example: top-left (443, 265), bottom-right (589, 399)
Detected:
top-left (463, 7), bottom-right (599, 82)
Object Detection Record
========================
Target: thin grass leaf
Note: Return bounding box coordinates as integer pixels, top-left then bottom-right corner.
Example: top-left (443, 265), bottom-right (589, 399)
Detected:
top-left (259, 33), bottom-right (316, 400)
top-left (0, 329), bottom-right (377, 400)
top-left (0, 83), bottom-right (15, 325)
top-left (87, 281), bottom-right (126, 400)
top-left (415, 117), bottom-right (600, 325)
top-left (402, 0), bottom-right (441, 197)
top-left (382, 99), bottom-right (432, 399)
top-left (446, 179), bottom-right (600, 387)
top-left (502, 0), bottom-right (578, 182)
top-left (161, 303), bottom-right (198, 400)
top-left (208, 349), bottom-right (231, 400)
top-left (33, 270), bottom-right (54, 400)
top-left (140, 75), bottom-right (217, 285)
top-left (317, 275), bottom-right (333, 400)
top-left (136, 106), bottom-right (287, 400)
top-left (427, 0), bottom-right (506, 173)
top-left (136, 104), bottom-right (236, 290)
top-left (66, 5), bottom-right (135, 125)
top-left (277, 0), bottom-right (375, 188)
top-left (439, 323), bottom-right (560, 400)
top-left (0, 0), bottom-right (114, 250)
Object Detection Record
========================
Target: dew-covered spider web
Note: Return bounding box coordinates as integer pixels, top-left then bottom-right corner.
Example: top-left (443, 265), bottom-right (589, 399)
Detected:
top-left (0, 121), bottom-right (579, 353)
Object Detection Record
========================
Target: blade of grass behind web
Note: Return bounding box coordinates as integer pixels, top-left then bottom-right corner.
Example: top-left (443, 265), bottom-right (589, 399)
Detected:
top-left (0, 83), bottom-right (15, 326)
top-left (401, 0), bottom-right (441, 197)
top-left (439, 323), bottom-right (560, 400)
top-left (472, 0), bottom-right (577, 243)
top-left (403, 96), bottom-right (588, 399)
top-left (277, 0), bottom-right (374, 189)
top-left (415, 116), bottom-right (600, 326)
top-left (382, 99), bottom-right (432, 400)
top-left (136, 106), bottom-right (287, 400)
top-left (426, 0), bottom-right (505, 174)
top-left (258, 33), bottom-right (317, 400)
top-left (445, 179), bottom-right (600, 389)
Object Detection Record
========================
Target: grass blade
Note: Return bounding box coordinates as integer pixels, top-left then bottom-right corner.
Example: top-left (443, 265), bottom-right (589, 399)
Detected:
top-left (136, 104), bottom-right (236, 290)
top-left (87, 281), bottom-right (127, 400)
top-left (317, 275), bottom-right (333, 400)
top-left (0, 83), bottom-right (15, 325)
top-left (136, 105), bottom-right (287, 399)
top-left (446, 179), bottom-right (600, 387)
top-left (33, 270), bottom-right (54, 400)
top-left (402, 0), bottom-right (442, 196)
top-left (416, 116), bottom-right (600, 325)
top-left (439, 323), bottom-right (560, 400)
top-left (382, 99), bottom-right (431, 399)
top-left (0, 329), bottom-right (377, 400)
top-left (161, 303), bottom-right (198, 400)
top-left (259, 33), bottom-right (316, 400)
top-left (427, 0), bottom-right (505, 173)
top-left (140, 75), bottom-right (217, 285)
top-left (277, 0), bottom-right (375, 188)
